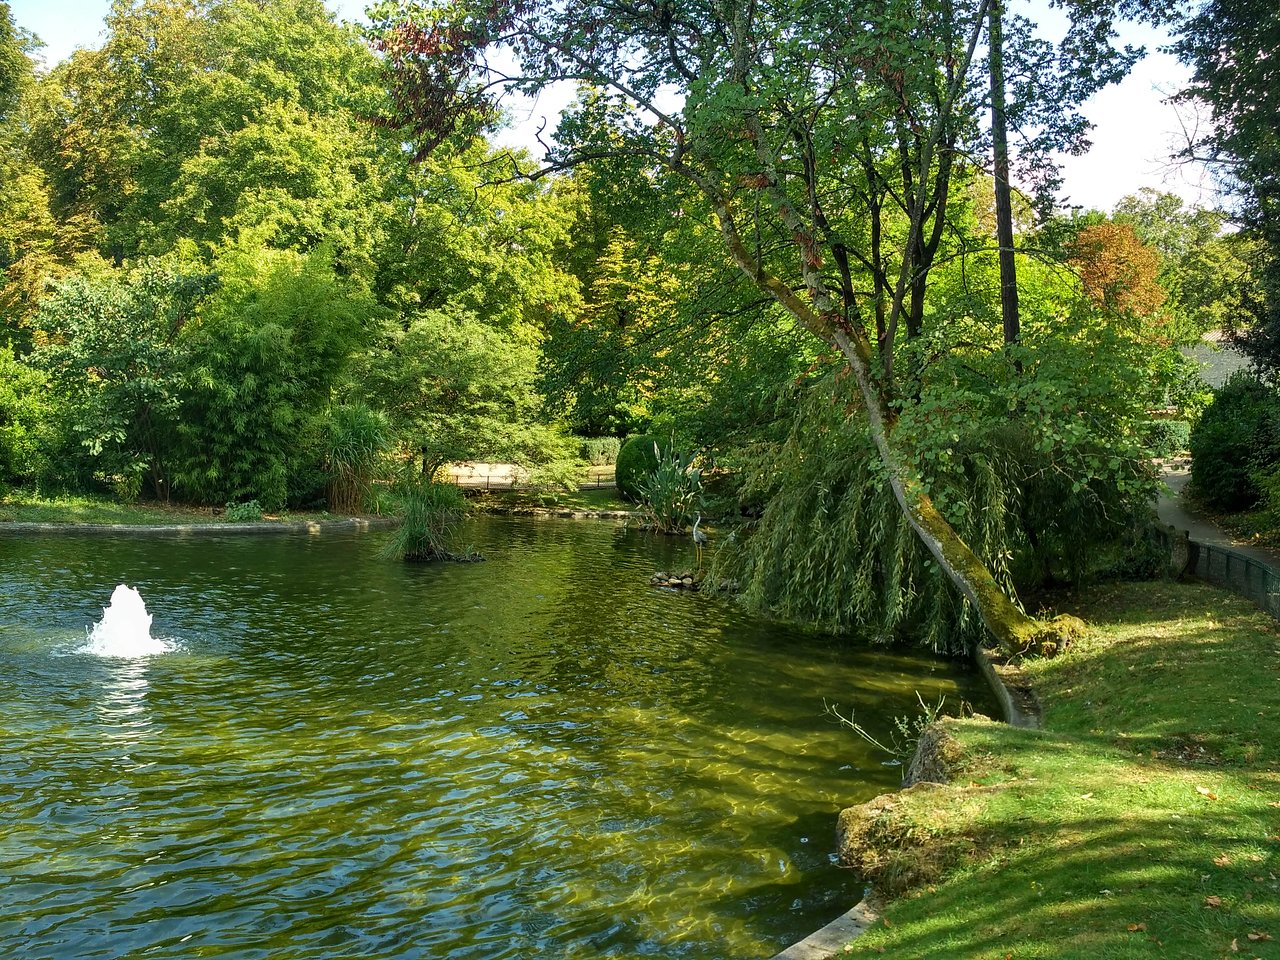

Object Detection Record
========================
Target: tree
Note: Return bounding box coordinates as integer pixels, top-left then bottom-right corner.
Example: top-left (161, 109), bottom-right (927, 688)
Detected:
top-left (24, 0), bottom-right (389, 272)
top-left (172, 244), bottom-right (371, 509)
top-left (0, 2), bottom-right (25, 121)
top-left (0, 4), bottom-right (92, 343)
top-left (354, 305), bottom-right (564, 477)
top-left (1113, 189), bottom-right (1261, 339)
top-left (369, 0), bottom-right (1146, 653)
top-left (30, 261), bottom-right (214, 497)
top-left (1174, 0), bottom-right (1280, 370)
top-left (1067, 222), bottom-right (1167, 321)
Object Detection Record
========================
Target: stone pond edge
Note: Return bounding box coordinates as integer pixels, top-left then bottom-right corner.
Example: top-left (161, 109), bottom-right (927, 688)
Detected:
top-left (0, 517), bottom-right (401, 536)
top-left (767, 644), bottom-right (1041, 960)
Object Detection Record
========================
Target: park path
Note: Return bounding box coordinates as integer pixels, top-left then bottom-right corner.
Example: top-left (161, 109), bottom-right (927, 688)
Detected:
top-left (1156, 458), bottom-right (1280, 570)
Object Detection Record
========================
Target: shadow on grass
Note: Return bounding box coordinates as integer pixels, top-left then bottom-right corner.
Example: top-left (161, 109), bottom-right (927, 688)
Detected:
top-left (841, 575), bottom-right (1280, 960)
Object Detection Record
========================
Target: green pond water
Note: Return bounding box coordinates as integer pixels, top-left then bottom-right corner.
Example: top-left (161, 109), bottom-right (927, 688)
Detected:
top-left (0, 516), bottom-right (993, 960)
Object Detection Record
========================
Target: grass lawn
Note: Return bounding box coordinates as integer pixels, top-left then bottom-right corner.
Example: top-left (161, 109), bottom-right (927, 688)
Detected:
top-left (0, 490), bottom-right (333, 525)
top-left (841, 580), bottom-right (1280, 959)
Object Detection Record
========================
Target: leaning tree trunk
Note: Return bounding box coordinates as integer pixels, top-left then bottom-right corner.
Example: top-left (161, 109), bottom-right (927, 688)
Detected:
top-left (826, 326), bottom-right (1079, 656)
top-left (708, 196), bottom-right (1080, 657)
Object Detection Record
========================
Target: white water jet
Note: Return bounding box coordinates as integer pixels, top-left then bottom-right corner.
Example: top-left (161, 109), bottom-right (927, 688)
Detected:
top-left (80, 584), bottom-right (172, 658)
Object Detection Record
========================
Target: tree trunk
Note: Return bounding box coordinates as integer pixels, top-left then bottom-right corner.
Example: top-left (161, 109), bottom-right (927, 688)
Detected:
top-left (989, 0), bottom-right (1021, 349)
top-left (827, 328), bottom-right (1076, 656)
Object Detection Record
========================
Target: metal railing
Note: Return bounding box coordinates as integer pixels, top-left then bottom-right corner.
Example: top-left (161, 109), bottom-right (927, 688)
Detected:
top-left (1155, 524), bottom-right (1280, 620)
top-left (443, 465), bottom-right (616, 491)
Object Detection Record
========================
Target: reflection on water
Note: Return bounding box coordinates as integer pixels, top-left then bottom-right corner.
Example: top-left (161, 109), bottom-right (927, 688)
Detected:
top-left (97, 658), bottom-right (153, 753)
top-left (0, 517), bottom-right (994, 960)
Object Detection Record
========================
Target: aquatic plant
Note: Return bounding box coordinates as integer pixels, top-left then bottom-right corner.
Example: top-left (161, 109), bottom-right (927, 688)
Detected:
top-left (380, 481), bottom-right (466, 562)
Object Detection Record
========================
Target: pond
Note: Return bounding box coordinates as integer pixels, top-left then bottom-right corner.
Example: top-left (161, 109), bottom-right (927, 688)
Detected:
top-left (0, 516), bottom-right (993, 960)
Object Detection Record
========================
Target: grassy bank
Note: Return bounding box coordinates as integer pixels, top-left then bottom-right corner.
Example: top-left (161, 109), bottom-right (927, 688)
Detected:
top-left (841, 580), bottom-right (1279, 959)
top-left (0, 490), bottom-right (332, 525)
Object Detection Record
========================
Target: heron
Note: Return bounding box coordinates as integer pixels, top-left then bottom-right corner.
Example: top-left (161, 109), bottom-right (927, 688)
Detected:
top-left (692, 513), bottom-right (708, 569)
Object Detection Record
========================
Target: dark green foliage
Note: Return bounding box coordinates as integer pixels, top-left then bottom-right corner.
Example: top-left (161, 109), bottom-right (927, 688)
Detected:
top-left (379, 480), bottom-right (466, 561)
top-left (224, 499), bottom-right (263, 522)
top-left (723, 369), bottom-right (1159, 654)
top-left (1175, 0), bottom-right (1280, 370)
top-left (1189, 372), bottom-right (1280, 510)
top-left (30, 262), bottom-right (216, 497)
top-left (578, 436), bottom-right (621, 466)
top-left (1140, 419), bottom-right (1191, 458)
top-left (725, 392), bottom-right (989, 654)
top-left (171, 247), bottom-right (370, 510)
top-left (614, 434), bottom-right (662, 502)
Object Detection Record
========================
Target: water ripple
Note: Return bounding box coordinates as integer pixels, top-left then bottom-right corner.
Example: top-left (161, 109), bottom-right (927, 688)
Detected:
top-left (0, 519), bottom-right (992, 959)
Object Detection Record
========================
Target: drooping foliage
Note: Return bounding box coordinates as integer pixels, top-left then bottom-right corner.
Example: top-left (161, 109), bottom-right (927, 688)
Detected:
top-left (725, 273), bottom-right (1169, 651)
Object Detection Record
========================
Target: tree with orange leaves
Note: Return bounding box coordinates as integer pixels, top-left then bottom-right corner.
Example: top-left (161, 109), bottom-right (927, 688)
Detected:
top-left (1068, 222), bottom-right (1167, 319)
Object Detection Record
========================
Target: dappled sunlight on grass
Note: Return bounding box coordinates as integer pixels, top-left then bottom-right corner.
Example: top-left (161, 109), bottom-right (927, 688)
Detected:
top-left (841, 581), bottom-right (1280, 959)
top-left (0, 490), bottom-right (215, 524)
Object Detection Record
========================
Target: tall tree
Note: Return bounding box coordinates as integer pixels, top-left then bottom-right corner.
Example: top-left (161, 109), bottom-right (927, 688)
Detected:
top-left (0, 2), bottom-right (24, 120)
top-left (988, 0), bottom-right (1019, 348)
top-left (370, 0), bottom-right (1143, 654)
top-left (1174, 0), bottom-right (1280, 370)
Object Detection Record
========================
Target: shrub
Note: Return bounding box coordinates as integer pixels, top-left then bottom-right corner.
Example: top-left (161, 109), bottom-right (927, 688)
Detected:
top-left (579, 436), bottom-right (622, 466)
top-left (1140, 419), bottom-right (1191, 457)
top-left (225, 499), bottom-right (264, 522)
top-left (636, 446), bottom-right (703, 533)
top-left (0, 349), bottom-right (49, 485)
top-left (615, 434), bottom-right (663, 501)
top-left (1189, 372), bottom-right (1280, 510)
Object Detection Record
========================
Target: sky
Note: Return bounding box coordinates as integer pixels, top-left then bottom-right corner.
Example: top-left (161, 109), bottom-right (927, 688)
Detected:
top-left (9, 0), bottom-right (1215, 214)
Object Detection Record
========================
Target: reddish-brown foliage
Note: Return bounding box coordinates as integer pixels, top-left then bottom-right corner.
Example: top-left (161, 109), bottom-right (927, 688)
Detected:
top-left (1067, 222), bottom-right (1167, 319)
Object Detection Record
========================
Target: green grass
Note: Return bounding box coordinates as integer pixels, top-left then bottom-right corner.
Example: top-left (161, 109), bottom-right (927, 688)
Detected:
top-left (843, 580), bottom-right (1280, 959)
top-left (0, 490), bottom-right (333, 525)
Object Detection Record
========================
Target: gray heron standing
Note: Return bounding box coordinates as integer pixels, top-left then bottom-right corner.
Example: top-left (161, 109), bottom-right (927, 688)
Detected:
top-left (692, 513), bottom-right (708, 570)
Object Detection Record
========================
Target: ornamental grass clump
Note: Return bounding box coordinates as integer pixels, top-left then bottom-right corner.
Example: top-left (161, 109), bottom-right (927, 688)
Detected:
top-left (325, 402), bottom-right (391, 515)
top-left (380, 481), bottom-right (467, 562)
